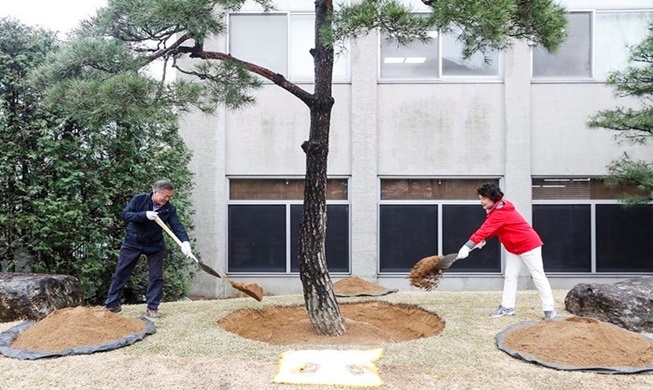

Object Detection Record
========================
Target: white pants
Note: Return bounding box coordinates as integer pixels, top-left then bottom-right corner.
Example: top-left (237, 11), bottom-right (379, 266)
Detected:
top-left (501, 246), bottom-right (555, 311)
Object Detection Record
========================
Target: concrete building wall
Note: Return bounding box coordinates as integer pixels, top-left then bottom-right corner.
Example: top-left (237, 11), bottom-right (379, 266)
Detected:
top-left (377, 84), bottom-right (505, 175)
top-left (180, 0), bottom-right (652, 298)
top-left (531, 83), bottom-right (651, 175)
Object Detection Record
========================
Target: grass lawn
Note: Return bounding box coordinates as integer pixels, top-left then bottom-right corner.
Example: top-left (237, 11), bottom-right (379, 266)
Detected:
top-left (1, 289), bottom-right (651, 389)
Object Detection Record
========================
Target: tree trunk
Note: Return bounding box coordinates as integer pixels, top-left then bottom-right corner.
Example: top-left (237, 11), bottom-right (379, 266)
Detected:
top-left (297, 0), bottom-right (345, 337)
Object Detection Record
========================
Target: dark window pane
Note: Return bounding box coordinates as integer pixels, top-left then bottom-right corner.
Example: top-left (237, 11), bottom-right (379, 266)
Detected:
top-left (596, 204), bottom-right (653, 272)
top-left (442, 205), bottom-right (501, 272)
top-left (379, 205), bottom-right (438, 272)
top-left (290, 205), bottom-right (350, 272)
top-left (533, 205), bottom-right (591, 272)
top-left (228, 205), bottom-right (286, 272)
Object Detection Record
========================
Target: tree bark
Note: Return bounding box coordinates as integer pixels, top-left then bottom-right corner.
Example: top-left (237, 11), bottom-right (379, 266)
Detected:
top-left (297, 0), bottom-right (345, 337)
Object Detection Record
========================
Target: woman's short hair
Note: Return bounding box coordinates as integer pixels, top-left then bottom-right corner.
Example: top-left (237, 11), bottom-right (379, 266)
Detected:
top-left (476, 183), bottom-right (504, 202)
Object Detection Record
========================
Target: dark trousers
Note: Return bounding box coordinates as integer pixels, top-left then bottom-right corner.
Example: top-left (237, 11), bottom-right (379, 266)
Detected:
top-left (105, 246), bottom-right (165, 310)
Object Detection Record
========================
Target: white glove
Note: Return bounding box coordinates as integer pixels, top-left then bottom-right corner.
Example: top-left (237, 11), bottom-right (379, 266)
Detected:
top-left (181, 241), bottom-right (192, 257)
top-left (146, 211), bottom-right (159, 220)
top-left (475, 240), bottom-right (486, 249)
top-left (456, 245), bottom-right (471, 260)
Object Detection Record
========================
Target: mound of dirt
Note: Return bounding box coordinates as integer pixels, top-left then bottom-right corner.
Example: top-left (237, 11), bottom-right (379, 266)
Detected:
top-left (333, 276), bottom-right (396, 296)
top-left (502, 316), bottom-right (653, 368)
top-left (10, 306), bottom-right (145, 352)
top-left (218, 301), bottom-right (445, 345)
top-left (333, 277), bottom-right (388, 295)
top-left (4, 276), bottom-right (652, 373)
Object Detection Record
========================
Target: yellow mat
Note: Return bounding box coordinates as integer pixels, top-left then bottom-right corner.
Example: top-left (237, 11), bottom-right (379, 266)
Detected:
top-left (273, 348), bottom-right (384, 387)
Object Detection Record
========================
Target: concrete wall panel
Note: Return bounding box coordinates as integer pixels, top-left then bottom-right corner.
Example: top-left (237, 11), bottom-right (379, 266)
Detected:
top-left (377, 84), bottom-right (505, 175)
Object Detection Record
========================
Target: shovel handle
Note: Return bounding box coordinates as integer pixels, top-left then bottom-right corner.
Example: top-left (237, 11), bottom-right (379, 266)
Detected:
top-left (153, 215), bottom-right (198, 262)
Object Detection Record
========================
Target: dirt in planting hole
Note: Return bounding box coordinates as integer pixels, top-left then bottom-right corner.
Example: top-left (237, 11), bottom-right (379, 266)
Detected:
top-left (5, 277), bottom-right (652, 369)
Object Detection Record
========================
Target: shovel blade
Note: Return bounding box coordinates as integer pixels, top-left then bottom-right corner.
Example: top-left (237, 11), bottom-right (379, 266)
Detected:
top-left (196, 260), bottom-right (223, 279)
top-left (436, 253), bottom-right (458, 270)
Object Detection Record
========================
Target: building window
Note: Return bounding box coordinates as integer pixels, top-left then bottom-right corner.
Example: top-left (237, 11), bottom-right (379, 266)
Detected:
top-left (533, 10), bottom-right (653, 80)
top-left (227, 178), bottom-right (350, 273)
top-left (378, 178), bottom-right (501, 273)
top-left (532, 178), bottom-right (652, 273)
top-left (594, 11), bottom-right (653, 80)
top-left (533, 204), bottom-right (592, 272)
top-left (595, 204), bottom-right (653, 272)
top-left (441, 28), bottom-right (500, 76)
top-left (380, 26), bottom-right (500, 80)
top-left (533, 12), bottom-right (591, 78)
top-left (229, 13), bottom-right (350, 82)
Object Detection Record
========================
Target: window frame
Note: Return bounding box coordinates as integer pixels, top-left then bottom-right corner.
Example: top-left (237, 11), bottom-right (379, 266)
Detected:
top-left (378, 18), bottom-right (503, 83)
top-left (532, 177), bottom-right (653, 275)
top-left (226, 177), bottom-right (351, 275)
top-left (377, 177), bottom-right (503, 275)
top-left (531, 9), bottom-right (653, 83)
top-left (228, 11), bottom-right (351, 83)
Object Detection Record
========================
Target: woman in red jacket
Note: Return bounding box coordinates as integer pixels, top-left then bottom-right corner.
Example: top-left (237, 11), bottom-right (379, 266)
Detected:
top-left (456, 183), bottom-right (556, 320)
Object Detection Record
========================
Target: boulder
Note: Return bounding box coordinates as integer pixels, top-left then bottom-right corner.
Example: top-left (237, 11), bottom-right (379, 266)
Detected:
top-left (0, 273), bottom-right (82, 322)
top-left (564, 277), bottom-right (653, 333)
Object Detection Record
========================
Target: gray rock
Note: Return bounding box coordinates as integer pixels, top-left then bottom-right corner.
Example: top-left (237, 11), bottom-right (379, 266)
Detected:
top-left (0, 273), bottom-right (82, 322)
top-left (564, 277), bottom-right (653, 333)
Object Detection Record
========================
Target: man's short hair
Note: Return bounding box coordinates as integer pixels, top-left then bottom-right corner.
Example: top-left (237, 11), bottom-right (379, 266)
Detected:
top-left (153, 180), bottom-right (175, 192)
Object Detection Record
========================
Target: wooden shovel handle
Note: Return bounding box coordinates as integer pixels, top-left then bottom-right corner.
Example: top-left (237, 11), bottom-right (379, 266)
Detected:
top-left (154, 215), bottom-right (263, 301)
top-left (152, 215), bottom-right (196, 259)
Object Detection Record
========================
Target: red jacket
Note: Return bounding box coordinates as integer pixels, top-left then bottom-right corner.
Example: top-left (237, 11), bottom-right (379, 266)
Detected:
top-left (467, 199), bottom-right (543, 255)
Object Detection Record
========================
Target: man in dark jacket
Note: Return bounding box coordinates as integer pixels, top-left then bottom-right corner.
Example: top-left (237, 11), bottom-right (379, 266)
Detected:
top-left (104, 180), bottom-right (191, 318)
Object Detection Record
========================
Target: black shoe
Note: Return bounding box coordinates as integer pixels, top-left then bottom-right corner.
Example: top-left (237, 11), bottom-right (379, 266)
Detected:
top-left (104, 305), bottom-right (122, 313)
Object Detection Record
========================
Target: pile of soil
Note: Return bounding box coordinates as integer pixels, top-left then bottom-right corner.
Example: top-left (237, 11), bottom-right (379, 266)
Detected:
top-left (219, 301), bottom-right (445, 345)
top-left (10, 306), bottom-right (145, 352)
top-left (503, 316), bottom-right (653, 367)
top-left (4, 277), bottom-right (652, 371)
top-left (333, 276), bottom-right (390, 295)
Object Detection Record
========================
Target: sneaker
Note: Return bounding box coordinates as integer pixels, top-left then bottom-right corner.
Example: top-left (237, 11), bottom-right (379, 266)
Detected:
top-left (489, 306), bottom-right (516, 318)
top-left (544, 310), bottom-right (557, 320)
top-left (104, 305), bottom-right (122, 313)
top-left (146, 308), bottom-right (161, 318)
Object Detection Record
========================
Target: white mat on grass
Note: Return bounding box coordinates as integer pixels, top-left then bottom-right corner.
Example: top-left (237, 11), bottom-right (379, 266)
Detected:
top-left (273, 348), bottom-right (384, 387)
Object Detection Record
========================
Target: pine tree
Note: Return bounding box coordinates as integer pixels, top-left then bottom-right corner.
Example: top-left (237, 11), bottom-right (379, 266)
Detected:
top-left (35, 0), bottom-right (567, 336)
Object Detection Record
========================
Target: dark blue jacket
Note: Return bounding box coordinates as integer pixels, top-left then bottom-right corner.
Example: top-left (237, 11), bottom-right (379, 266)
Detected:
top-left (121, 193), bottom-right (189, 253)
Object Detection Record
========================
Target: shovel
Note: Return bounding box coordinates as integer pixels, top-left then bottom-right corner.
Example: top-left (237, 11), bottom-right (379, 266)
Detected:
top-left (408, 241), bottom-right (487, 290)
top-left (153, 216), bottom-right (264, 301)
top-left (435, 241), bottom-right (486, 270)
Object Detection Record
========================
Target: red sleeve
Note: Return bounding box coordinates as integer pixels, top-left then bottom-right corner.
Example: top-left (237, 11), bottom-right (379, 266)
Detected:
top-left (469, 211), bottom-right (504, 244)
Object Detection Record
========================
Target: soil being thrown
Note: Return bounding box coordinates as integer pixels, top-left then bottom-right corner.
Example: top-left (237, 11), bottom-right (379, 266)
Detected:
top-left (408, 255), bottom-right (446, 290)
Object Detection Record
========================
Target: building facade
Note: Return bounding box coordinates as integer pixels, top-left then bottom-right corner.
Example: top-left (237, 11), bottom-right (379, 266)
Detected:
top-left (179, 0), bottom-right (653, 298)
